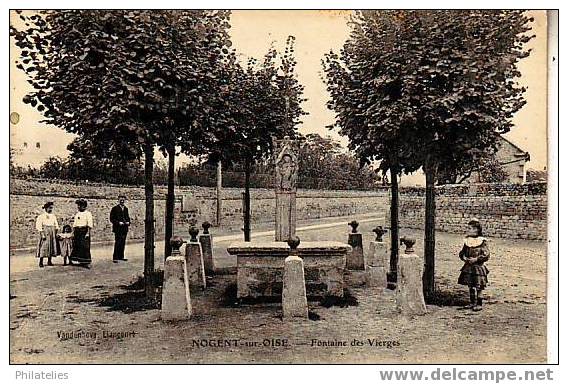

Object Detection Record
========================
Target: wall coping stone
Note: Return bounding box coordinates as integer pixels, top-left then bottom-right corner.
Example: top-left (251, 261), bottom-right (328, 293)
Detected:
top-left (227, 241), bottom-right (351, 256)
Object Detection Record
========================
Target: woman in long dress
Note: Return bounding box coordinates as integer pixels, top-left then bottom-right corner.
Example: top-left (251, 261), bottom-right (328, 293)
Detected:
top-left (35, 201), bottom-right (60, 268)
top-left (70, 199), bottom-right (93, 268)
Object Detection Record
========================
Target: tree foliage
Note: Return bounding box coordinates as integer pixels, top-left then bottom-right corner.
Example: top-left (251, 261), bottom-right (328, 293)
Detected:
top-left (437, 148), bottom-right (508, 184)
top-left (36, 137), bottom-right (147, 184)
top-left (35, 150), bottom-right (172, 186)
top-left (177, 133), bottom-right (381, 189)
top-left (297, 133), bottom-right (381, 189)
top-left (323, 10), bottom-right (534, 175)
top-left (11, 10), bottom-right (234, 294)
top-left (323, 10), bottom-right (534, 296)
top-left (11, 10), bottom-right (233, 155)
top-left (206, 36), bottom-right (307, 166)
top-left (200, 36), bottom-right (307, 241)
top-left (526, 168), bottom-right (547, 183)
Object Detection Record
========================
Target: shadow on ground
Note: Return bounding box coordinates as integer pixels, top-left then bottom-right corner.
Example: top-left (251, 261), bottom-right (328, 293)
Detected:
top-left (119, 270), bottom-right (164, 291)
top-left (220, 282), bottom-right (359, 309)
top-left (68, 272), bottom-right (165, 314)
top-left (68, 290), bottom-right (161, 314)
top-left (427, 289), bottom-right (470, 307)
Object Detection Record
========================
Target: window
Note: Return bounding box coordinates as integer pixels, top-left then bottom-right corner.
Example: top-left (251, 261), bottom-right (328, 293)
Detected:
top-left (23, 142), bottom-right (27, 148)
top-left (36, 142), bottom-right (41, 149)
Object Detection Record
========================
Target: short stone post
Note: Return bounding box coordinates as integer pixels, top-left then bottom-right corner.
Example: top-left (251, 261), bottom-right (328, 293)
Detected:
top-left (185, 226), bottom-right (206, 289)
top-left (199, 221), bottom-right (214, 275)
top-left (367, 226), bottom-right (389, 289)
top-left (282, 236), bottom-right (308, 320)
top-left (346, 220), bottom-right (365, 270)
top-left (396, 237), bottom-right (427, 316)
top-left (162, 236), bottom-right (192, 321)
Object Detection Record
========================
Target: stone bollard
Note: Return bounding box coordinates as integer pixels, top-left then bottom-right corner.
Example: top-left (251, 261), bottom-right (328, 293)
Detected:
top-left (185, 226), bottom-right (206, 289)
top-left (366, 226), bottom-right (389, 289)
top-left (396, 237), bottom-right (427, 316)
top-left (282, 236), bottom-right (308, 320)
top-left (199, 221), bottom-right (214, 275)
top-left (346, 220), bottom-right (365, 270)
top-left (162, 236), bottom-right (192, 321)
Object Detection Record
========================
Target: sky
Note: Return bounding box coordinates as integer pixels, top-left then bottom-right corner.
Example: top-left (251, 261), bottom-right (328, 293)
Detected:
top-left (10, 10), bottom-right (549, 181)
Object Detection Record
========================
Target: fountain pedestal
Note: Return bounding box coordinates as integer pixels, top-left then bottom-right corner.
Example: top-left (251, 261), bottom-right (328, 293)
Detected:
top-left (227, 241), bottom-right (351, 299)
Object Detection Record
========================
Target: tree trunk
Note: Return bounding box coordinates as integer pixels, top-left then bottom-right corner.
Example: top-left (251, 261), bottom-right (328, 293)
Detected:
top-left (423, 161), bottom-right (438, 301)
top-left (144, 141), bottom-right (155, 298)
top-left (389, 165), bottom-right (400, 282)
top-left (164, 143), bottom-right (176, 260)
top-left (243, 156), bottom-right (251, 242)
top-left (216, 160), bottom-right (222, 227)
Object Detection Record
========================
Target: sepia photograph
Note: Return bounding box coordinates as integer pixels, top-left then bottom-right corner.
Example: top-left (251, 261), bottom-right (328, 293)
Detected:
top-left (8, 8), bottom-right (556, 366)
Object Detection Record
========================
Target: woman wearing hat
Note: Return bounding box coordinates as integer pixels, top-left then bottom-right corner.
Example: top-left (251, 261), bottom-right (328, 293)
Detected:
top-left (35, 201), bottom-right (60, 268)
top-left (458, 218), bottom-right (490, 311)
top-left (70, 199), bottom-right (93, 268)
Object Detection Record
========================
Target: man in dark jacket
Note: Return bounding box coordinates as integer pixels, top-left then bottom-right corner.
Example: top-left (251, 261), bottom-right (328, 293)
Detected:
top-left (110, 195), bottom-right (130, 262)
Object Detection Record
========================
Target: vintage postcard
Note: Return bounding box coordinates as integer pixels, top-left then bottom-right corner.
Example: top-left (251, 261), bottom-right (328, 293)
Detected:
top-left (9, 9), bottom-right (555, 365)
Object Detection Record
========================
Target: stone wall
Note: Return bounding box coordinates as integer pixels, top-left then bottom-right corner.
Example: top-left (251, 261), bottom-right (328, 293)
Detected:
top-left (393, 182), bottom-right (547, 240)
top-left (178, 188), bottom-right (387, 230)
top-left (11, 178), bottom-right (547, 250)
top-left (10, 178), bottom-right (388, 250)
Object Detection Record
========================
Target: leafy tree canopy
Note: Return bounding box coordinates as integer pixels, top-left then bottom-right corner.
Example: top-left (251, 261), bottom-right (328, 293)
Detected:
top-left (204, 36), bottom-right (307, 166)
top-left (437, 148), bottom-right (508, 184)
top-left (11, 10), bottom-right (233, 158)
top-left (323, 10), bottom-right (534, 176)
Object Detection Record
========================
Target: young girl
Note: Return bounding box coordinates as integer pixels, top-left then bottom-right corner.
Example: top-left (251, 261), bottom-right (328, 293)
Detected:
top-left (58, 225), bottom-right (73, 266)
top-left (458, 218), bottom-right (490, 311)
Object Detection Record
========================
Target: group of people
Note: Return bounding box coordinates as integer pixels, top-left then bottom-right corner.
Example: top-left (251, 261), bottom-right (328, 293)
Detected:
top-left (35, 193), bottom-right (490, 311)
top-left (35, 195), bottom-right (131, 268)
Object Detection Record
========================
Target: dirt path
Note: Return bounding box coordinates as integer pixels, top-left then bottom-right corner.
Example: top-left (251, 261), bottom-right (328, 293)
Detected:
top-left (10, 221), bottom-right (547, 364)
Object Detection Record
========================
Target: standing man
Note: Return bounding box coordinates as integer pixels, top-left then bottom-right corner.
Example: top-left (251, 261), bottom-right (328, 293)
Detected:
top-left (110, 194), bottom-right (130, 263)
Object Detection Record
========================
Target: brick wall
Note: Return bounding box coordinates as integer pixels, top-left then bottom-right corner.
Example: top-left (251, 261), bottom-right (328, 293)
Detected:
top-left (10, 178), bottom-right (388, 250)
top-left (392, 182), bottom-right (547, 240)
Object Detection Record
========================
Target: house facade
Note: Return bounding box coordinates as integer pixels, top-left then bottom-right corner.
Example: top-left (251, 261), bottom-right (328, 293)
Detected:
top-left (468, 136), bottom-right (530, 184)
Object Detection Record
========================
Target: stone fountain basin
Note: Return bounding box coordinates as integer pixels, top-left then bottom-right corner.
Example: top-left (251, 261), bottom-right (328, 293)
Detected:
top-left (227, 241), bottom-right (351, 299)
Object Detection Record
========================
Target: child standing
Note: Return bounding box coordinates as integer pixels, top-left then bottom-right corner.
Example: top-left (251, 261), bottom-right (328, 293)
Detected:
top-left (458, 218), bottom-right (490, 311)
top-left (58, 225), bottom-right (73, 266)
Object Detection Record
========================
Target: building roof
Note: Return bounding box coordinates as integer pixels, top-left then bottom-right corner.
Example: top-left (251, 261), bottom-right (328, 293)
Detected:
top-left (498, 135), bottom-right (528, 154)
top-left (498, 135), bottom-right (531, 161)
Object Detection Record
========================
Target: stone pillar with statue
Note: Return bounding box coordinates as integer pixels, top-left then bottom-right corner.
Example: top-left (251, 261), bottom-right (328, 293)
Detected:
top-left (273, 136), bottom-right (299, 242)
top-left (227, 134), bottom-right (350, 301)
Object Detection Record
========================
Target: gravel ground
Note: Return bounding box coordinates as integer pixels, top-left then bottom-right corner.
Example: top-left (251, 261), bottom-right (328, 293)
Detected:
top-left (10, 218), bottom-right (547, 364)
